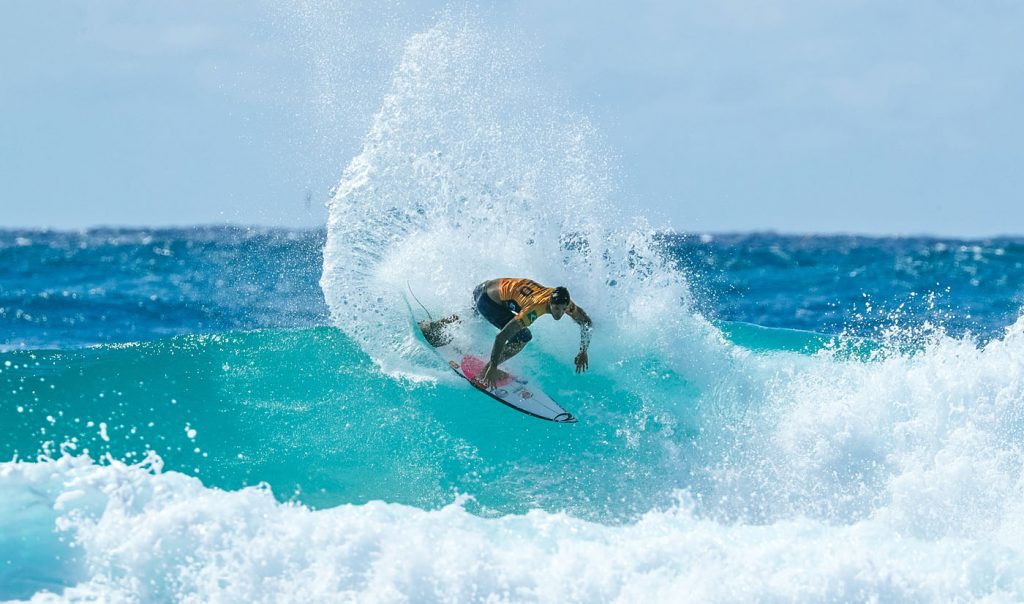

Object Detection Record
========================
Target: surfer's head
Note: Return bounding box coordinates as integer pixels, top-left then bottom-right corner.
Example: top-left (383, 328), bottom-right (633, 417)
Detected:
top-left (550, 286), bottom-right (571, 319)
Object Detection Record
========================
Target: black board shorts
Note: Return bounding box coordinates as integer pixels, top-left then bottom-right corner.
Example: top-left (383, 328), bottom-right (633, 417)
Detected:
top-left (473, 283), bottom-right (533, 345)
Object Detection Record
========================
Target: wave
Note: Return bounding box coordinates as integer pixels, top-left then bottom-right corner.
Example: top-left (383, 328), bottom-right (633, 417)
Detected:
top-left (4, 316), bottom-right (1024, 600)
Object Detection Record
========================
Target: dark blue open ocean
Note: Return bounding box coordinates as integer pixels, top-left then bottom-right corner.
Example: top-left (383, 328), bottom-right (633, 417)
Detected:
top-left (3, 228), bottom-right (1022, 350)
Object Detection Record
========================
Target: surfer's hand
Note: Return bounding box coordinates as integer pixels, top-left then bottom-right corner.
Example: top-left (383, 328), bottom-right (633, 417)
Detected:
top-left (482, 363), bottom-right (503, 389)
top-left (575, 350), bottom-right (589, 373)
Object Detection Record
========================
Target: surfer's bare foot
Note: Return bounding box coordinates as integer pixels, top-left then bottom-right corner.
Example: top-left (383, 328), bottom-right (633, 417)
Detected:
top-left (481, 362), bottom-right (510, 387)
top-left (488, 364), bottom-right (506, 375)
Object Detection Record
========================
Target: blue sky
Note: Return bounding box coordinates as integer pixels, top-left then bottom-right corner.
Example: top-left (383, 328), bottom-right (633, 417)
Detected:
top-left (2, 1), bottom-right (1022, 235)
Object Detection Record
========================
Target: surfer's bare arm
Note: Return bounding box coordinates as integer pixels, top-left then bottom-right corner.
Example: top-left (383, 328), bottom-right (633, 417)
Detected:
top-left (568, 305), bottom-right (592, 373)
top-left (483, 319), bottom-right (524, 386)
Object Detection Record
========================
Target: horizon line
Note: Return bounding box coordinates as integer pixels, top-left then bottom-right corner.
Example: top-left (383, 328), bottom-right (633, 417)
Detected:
top-left (1, 223), bottom-right (1022, 241)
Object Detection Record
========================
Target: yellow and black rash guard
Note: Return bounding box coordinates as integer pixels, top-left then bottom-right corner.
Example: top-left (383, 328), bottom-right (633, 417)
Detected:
top-left (497, 278), bottom-right (576, 328)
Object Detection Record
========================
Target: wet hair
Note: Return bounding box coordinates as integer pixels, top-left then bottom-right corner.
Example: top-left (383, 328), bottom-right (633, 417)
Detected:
top-left (551, 286), bottom-right (571, 305)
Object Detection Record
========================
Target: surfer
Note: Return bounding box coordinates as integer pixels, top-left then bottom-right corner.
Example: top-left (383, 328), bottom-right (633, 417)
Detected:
top-left (421, 278), bottom-right (592, 388)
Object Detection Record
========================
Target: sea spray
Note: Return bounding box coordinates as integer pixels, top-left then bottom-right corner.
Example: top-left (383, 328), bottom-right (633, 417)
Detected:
top-left (319, 16), bottom-right (721, 379)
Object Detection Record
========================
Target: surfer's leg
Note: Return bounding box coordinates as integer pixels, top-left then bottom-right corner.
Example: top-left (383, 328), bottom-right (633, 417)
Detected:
top-left (499, 328), bottom-right (532, 363)
top-left (481, 330), bottom-right (529, 378)
top-left (500, 341), bottom-right (526, 364)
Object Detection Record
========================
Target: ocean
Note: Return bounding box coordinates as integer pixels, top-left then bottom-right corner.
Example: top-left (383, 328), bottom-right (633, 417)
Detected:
top-left (5, 16), bottom-right (1024, 604)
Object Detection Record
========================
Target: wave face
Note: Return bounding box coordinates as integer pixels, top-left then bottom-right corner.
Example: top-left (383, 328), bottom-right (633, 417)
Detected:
top-left (5, 13), bottom-right (1024, 604)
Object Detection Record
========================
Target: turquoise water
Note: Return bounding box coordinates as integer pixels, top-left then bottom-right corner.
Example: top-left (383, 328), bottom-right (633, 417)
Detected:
top-left (1, 326), bottom-right (704, 519)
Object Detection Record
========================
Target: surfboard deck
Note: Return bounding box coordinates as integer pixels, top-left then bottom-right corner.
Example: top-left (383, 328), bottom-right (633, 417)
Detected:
top-left (403, 293), bottom-right (577, 424)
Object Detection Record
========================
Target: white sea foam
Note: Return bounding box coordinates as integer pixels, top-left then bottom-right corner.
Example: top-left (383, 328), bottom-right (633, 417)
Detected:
top-left (691, 316), bottom-right (1024, 530)
top-left (4, 453), bottom-right (1024, 603)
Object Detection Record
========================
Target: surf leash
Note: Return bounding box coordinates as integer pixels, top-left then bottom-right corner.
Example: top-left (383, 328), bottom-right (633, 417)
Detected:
top-left (406, 282), bottom-right (434, 321)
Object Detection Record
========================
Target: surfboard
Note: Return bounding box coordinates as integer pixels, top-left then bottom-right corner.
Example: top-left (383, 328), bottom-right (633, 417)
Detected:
top-left (402, 293), bottom-right (578, 423)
